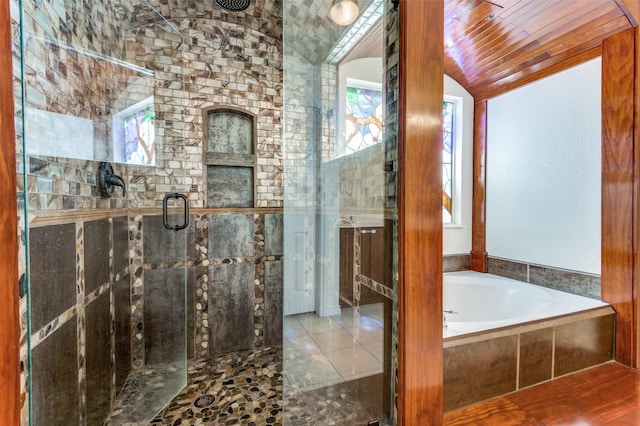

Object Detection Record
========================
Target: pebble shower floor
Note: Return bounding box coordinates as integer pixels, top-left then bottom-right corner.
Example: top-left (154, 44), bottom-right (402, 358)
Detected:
top-left (107, 345), bottom-right (379, 425)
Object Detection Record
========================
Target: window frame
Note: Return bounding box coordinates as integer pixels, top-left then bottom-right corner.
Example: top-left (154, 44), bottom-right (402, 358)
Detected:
top-left (112, 96), bottom-right (155, 165)
top-left (443, 94), bottom-right (463, 226)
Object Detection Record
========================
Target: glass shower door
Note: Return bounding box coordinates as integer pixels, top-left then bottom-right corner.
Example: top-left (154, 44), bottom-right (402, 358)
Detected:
top-left (282, 0), bottom-right (397, 424)
top-left (17, 0), bottom-right (189, 424)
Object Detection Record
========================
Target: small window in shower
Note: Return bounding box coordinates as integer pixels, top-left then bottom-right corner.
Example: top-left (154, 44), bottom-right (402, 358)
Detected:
top-left (112, 96), bottom-right (156, 166)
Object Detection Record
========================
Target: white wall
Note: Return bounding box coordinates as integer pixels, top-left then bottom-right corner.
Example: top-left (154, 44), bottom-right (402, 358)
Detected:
top-left (443, 75), bottom-right (474, 255)
top-left (486, 58), bottom-right (601, 274)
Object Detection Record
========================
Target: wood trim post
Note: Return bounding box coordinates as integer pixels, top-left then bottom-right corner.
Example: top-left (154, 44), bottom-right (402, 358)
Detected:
top-left (471, 101), bottom-right (488, 272)
top-left (635, 26), bottom-right (640, 368)
top-left (397, 0), bottom-right (444, 424)
top-left (0, 0), bottom-right (21, 423)
top-left (601, 28), bottom-right (637, 367)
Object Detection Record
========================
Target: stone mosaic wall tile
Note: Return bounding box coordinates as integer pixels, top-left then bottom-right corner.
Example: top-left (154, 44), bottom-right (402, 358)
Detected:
top-left (144, 268), bottom-right (187, 366)
top-left (488, 256), bottom-right (601, 299)
top-left (28, 223), bottom-right (77, 331)
top-left (208, 263), bottom-right (255, 354)
top-left (487, 257), bottom-right (528, 282)
top-left (17, 0), bottom-right (284, 213)
top-left (529, 265), bottom-right (601, 299)
top-left (337, 143), bottom-right (387, 212)
top-left (208, 214), bottom-right (255, 258)
top-left (85, 293), bottom-right (112, 426)
top-left (84, 219), bottom-right (111, 294)
top-left (444, 254), bottom-right (471, 272)
top-left (75, 222), bottom-right (87, 426)
top-left (130, 214), bottom-right (146, 369)
top-left (31, 319), bottom-right (79, 426)
top-left (254, 260), bottom-right (266, 348)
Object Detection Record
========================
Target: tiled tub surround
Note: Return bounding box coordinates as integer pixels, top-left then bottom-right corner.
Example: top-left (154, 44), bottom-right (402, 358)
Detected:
top-left (443, 254), bottom-right (471, 272)
top-left (487, 256), bottom-right (601, 299)
top-left (443, 303), bottom-right (614, 411)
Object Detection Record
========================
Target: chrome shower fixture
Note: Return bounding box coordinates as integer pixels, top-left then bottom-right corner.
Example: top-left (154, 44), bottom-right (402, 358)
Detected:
top-left (213, 0), bottom-right (250, 11)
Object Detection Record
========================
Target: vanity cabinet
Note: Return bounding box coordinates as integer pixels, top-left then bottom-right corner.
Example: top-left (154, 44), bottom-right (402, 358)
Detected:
top-left (339, 219), bottom-right (393, 307)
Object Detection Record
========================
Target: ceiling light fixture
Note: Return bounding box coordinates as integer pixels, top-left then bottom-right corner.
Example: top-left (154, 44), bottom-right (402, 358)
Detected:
top-left (330, 0), bottom-right (360, 26)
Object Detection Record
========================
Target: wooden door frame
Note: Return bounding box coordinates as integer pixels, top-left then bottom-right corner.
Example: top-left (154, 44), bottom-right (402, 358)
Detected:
top-left (0, 0), bottom-right (21, 424)
top-left (396, 0), bottom-right (444, 424)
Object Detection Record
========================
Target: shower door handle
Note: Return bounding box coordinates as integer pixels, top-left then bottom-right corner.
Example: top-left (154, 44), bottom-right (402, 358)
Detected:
top-left (163, 193), bottom-right (189, 231)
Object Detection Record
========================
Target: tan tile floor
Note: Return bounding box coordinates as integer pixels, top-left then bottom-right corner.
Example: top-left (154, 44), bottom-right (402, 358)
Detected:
top-left (283, 303), bottom-right (384, 391)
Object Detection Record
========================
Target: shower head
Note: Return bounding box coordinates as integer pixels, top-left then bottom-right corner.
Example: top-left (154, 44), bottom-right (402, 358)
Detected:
top-left (213, 0), bottom-right (250, 11)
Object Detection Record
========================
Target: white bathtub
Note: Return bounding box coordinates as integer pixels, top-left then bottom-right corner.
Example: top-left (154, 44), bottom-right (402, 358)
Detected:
top-left (443, 271), bottom-right (610, 338)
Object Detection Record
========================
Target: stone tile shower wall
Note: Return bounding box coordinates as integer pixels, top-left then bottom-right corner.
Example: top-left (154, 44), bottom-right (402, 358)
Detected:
top-left (25, 216), bottom-right (131, 426)
top-left (130, 211), bottom-right (283, 362)
top-left (125, 0), bottom-right (284, 209)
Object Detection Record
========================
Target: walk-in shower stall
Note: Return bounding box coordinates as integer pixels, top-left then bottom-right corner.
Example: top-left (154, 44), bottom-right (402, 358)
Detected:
top-left (13, 0), bottom-right (398, 423)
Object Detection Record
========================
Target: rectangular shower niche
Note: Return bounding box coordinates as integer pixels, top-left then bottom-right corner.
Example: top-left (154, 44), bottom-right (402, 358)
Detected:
top-left (204, 107), bottom-right (256, 208)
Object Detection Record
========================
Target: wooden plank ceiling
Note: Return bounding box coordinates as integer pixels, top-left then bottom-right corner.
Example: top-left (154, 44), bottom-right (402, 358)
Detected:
top-left (444, 0), bottom-right (634, 101)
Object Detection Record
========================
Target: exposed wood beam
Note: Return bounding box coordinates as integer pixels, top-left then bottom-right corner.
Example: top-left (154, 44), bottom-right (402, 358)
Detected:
top-left (397, 0), bottom-right (444, 424)
top-left (0, 0), bottom-right (21, 423)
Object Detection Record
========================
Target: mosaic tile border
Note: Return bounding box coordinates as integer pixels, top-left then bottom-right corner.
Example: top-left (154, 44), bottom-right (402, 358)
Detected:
top-left (361, 276), bottom-right (394, 300)
top-left (353, 225), bottom-right (362, 312)
top-left (130, 214), bottom-right (146, 369)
